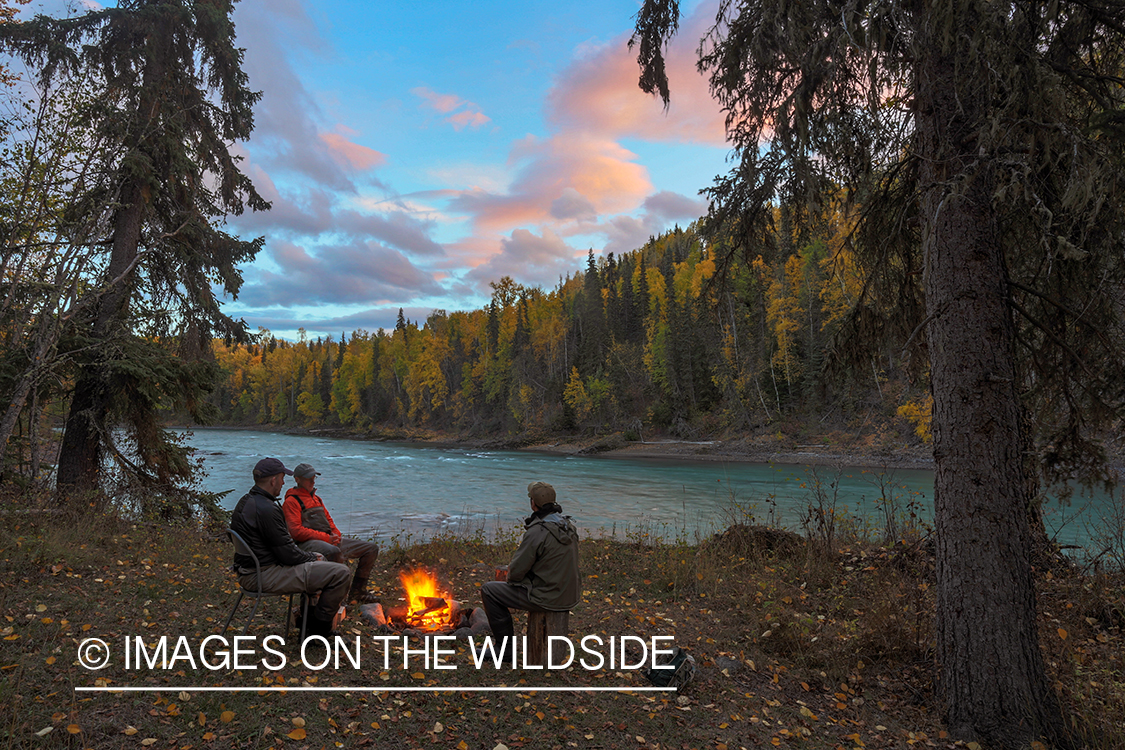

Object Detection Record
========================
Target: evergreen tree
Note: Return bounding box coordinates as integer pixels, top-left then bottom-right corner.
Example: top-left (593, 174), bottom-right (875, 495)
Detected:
top-left (632, 0), bottom-right (1125, 745)
top-left (2, 0), bottom-right (268, 501)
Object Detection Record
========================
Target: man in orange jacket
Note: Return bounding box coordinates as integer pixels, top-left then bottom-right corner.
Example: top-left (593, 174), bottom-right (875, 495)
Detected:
top-left (282, 463), bottom-right (380, 604)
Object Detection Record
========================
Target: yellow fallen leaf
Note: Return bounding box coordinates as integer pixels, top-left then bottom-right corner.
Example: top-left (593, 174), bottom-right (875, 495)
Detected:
top-left (45, 656), bottom-right (55, 665)
top-left (197, 712), bottom-right (206, 727)
top-left (220, 710), bottom-right (235, 723)
top-left (203, 732), bottom-right (215, 741)
top-left (141, 739), bottom-right (156, 746)
top-left (292, 717), bottom-right (306, 728)
top-left (36, 605), bottom-right (47, 612)
top-left (1057, 628), bottom-right (1068, 640)
top-left (458, 742), bottom-right (469, 750)
top-left (123, 726), bottom-right (138, 735)
top-left (66, 724), bottom-right (80, 734)
top-left (287, 728), bottom-right (307, 740)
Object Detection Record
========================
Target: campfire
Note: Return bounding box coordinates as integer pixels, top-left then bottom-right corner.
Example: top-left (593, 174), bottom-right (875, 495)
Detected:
top-left (360, 567), bottom-right (489, 637)
top-left (397, 568), bottom-right (454, 629)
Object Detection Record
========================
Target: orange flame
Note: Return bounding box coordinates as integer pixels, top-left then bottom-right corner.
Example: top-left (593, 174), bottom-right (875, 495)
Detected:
top-left (399, 568), bottom-right (452, 629)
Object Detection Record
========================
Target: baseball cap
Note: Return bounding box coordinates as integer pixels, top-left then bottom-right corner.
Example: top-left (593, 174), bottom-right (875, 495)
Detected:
top-left (293, 463), bottom-right (321, 478)
top-left (527, 481), bottom-right (556, 505)
top-left (253, 457), bottom-right (293, 478)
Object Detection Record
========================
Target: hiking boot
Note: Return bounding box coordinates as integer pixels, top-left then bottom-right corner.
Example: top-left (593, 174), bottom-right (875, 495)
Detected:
top-left (350, 589), bottom-right (380, 604)
top-left (349, 576), bottom-right (379, 604)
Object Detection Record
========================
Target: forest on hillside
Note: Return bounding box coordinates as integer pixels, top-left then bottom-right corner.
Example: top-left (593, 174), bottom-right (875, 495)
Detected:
top-left (206, 219), bottom-right (933, 446)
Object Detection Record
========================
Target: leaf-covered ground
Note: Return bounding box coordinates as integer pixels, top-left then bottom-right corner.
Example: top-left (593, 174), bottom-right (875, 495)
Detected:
top-left (1, 495), bottom-right (1122, 750)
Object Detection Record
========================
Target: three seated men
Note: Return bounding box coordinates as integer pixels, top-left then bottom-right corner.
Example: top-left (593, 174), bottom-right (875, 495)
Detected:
top-left (229, 461), bottom-right (578, 658)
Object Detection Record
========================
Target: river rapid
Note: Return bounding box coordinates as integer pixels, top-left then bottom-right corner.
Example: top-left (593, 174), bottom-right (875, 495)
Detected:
top-left (183, 428), bottom-right (1117, 554)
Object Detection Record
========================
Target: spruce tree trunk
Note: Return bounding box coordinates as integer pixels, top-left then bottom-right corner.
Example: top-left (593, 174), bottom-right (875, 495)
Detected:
top-left (55, 180), bottom-right (145, 494)
top-left (917, 40), bottom-right (1067, 748)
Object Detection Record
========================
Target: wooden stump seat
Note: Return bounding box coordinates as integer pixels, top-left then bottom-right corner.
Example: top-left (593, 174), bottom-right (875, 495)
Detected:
top-left (527, 610), bottom-right (570, 666)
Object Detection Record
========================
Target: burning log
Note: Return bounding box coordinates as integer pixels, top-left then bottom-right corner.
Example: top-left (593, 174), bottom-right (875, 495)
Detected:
top-left (409, 598), bottom-right (448, 624)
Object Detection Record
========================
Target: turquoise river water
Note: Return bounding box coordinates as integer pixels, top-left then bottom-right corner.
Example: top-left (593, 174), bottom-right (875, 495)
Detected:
top-left (183, 428), bottom-right (1119, 554)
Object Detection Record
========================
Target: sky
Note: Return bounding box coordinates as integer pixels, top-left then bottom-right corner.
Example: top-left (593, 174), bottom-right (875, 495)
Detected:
top-left (34, 0), bottom-right (732, 340)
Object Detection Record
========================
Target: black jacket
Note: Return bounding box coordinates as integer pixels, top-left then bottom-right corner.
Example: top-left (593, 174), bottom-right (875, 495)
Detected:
top-left (231, 485), bottom-right (316, 569)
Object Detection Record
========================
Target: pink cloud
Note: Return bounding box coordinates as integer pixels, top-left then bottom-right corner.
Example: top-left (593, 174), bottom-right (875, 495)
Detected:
top-left (546, 3), bottom-right (725, 145)
top-left (449, 110), bottom-right (491, 130)
top-left (450, 133), bottom-right (651, 231)
top-left (319, 132), bottom-right (387, 171)
top-left (464, 228), bottom-right (582, 290)
top-left (412, 86), bottom-right (464, 114)
top-left (412, 86), bottom-right (491, 131)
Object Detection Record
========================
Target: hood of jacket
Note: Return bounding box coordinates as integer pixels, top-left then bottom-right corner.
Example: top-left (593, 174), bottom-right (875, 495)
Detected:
top-left (527, 512), bottom-right (578, 546)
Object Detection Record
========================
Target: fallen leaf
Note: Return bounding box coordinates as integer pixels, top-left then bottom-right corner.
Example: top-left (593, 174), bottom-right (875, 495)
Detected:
top-left (220, 710), bottom-right (235, 723)
top-left (123, 726), bottom-right (138, 735)
top-left (35, 727), bottom-right (52, 737)
top-left (292, 717), bottom-right (306, 727)
top-left (433, 722), bottom-right (443, 733)
top-left (1058, 628), bottom-right (1068, 640)
top-left (287, 728), bottom-right (307, 740)
top-left (66, 724), bottom-right (80, 734)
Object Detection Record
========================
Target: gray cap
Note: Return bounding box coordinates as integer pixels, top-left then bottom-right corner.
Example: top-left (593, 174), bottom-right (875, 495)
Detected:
top-left (253, 457), bottom-right (293, 478)
top-left (293, 463), bottom-right (321, 478)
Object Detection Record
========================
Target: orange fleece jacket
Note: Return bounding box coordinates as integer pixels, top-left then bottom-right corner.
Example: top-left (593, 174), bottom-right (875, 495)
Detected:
top-left (282, 487), bottom-right (342, 544)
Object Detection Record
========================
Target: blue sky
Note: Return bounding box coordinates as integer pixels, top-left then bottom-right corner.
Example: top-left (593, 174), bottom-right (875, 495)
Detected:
top-left (38, 0), bottom-right (732, 340)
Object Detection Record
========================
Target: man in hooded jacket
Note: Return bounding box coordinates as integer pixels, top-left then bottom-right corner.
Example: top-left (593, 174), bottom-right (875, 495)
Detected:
top-left (480, 481), bottom-right (580, 657)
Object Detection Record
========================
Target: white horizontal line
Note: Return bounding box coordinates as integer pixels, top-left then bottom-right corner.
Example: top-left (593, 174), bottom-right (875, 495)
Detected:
top-left (75, 686), bottom-right (675, 693)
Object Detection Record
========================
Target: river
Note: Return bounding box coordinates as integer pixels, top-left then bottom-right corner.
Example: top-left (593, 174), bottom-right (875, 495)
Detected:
top-left (183, 428), bottom-right (1119, 554)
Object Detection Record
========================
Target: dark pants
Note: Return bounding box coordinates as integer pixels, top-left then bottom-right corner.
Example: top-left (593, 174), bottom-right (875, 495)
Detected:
top-left (299, 537), bottom-right (379, 582)
top-left (481, 580), bottom-right (547, 641)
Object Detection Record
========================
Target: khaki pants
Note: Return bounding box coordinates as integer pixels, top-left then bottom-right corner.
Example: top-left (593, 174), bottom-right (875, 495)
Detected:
top-left (239, 560), bottom-right (350, 622)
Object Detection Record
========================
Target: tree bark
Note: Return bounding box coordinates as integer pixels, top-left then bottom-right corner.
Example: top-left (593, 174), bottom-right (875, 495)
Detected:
top-left (55, 178), bottom-right (146, 494)
top-left (917, 37), bottom-right (1067, 749)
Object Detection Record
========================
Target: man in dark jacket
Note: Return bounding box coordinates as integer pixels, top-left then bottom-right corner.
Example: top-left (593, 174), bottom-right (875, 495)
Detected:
top-left (480, 481), bottom-right (580, 659)
top-left (230, 457), bottom-right (350, 640)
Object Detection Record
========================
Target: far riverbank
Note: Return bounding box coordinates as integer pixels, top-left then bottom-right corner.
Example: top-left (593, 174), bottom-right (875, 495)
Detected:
top-left (189, 423), bottom-right (940, 472)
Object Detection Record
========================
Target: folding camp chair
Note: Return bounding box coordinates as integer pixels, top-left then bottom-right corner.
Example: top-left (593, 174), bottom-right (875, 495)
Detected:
top-left (218, 528), bottom-right (308, 642)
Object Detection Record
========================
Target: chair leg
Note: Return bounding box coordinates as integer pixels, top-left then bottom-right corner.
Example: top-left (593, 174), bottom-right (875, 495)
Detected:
top-left (285, 594), bottom-right (294, 641)
top-left (219, 592), bottom-right (244, 636)
top-left (242, 595), bottom-right (263, 635)
top-left (299, 594), bottom-right (309, 642)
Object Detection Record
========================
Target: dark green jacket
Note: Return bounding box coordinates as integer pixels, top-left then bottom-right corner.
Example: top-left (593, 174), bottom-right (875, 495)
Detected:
top-left (508, 511), bottom-right (580, 611)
